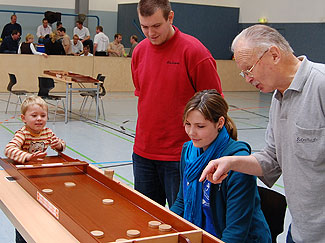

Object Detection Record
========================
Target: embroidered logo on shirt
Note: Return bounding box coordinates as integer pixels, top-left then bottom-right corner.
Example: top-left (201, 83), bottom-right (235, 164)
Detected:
top-left (167, 61), bottom-right (180, 64)
top-left (296, 137), bottom-right (318, 143)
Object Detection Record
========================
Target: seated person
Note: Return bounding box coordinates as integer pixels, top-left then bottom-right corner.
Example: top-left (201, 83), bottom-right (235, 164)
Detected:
top-left (70, 34), bottom-right (83, 55)
top-left (0, 29), bottom-right (21, 53)
top-left (107, 33), bottom-right (125, 57)
top-left (36, 18), bottom-right (52, 44)
top-left (18, 33), bottom-right (47, 56)
top-left (44, 32), bottom-right (65, 55)
top-left (170, 90), bottom-right (271, 243)
top-left (80, 45), bottom-right (93, 56)
top-left (73, 20), bottom-right (93, 53)
top-left (5, 95), bottom-right (65, 243)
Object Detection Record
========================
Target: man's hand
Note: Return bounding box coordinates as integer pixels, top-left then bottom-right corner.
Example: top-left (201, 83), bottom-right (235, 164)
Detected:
top-left (199, 157), bottom-right (232, 184)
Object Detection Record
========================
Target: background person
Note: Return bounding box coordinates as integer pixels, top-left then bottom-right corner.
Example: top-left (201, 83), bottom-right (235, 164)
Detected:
top-left (73, 20), bottom-right (93, 53)
top-left (57, 27), bottom-right (71, 54)
top-left (131, 0), bottom-right (222, 207)
top-left (18, 33), bottom-right (47, 56)
top-left (170, 90), bottom-right (271, 243)
top-left (93, 25), bottom-right (109, 56)
top-left (70, 34), bottom-right (83, 55)
top-left (44, 32), bottom-right (65, 55)
top-left (107, 33), bottom-right (125, 57)
top-left (1, 14), bottom-right (22, 40)
top-left (0, 30), bottom-right (20, 53)
top-left (127, 34), bottom-right (138, 57)
top-left (36, 18), bottom-right (52, 44)
top-left (200, 24), bottom-right (325, 243)
top-left (80, 45), bottom-right (93, 56)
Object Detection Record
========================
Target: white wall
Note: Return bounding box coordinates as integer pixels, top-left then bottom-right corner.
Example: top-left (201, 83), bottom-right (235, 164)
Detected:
top-left (0, 0), bottom-right (74, 9)
top-left (89, 0), bottom-right (118, 11)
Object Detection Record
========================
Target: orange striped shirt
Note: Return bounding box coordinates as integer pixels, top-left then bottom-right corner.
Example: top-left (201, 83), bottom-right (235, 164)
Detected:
top-left (4, 126), bottom-right (66, 163)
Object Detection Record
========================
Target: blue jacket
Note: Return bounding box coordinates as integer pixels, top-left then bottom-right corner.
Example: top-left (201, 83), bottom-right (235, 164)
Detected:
top-left (170, 139), bottom-right (271, 243)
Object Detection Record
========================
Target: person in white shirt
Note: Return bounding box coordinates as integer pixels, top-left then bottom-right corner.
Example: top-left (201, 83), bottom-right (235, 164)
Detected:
top-left (80, 45), bottom-right (93, 56)
top-left (36, 18), bottom-right (52, 44)
top-left (93, 26), bottom-right (109, 56)
top-left (70, 34), bottom-right (83, 55)
top-left (73, 20), bottom-right (93, 53)
top-left (18, 33), bottom-right (47, 56)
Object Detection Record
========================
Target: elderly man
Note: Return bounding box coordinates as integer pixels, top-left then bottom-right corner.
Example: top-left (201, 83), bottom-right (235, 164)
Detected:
top-left (131, 0), bottom-right (222, 208)
top-left (127, 34), bottom-right (138, 57)
top-left (200, 24), bottom-right (325, 243)
top-left (1, 14), bottom-right (22, 40)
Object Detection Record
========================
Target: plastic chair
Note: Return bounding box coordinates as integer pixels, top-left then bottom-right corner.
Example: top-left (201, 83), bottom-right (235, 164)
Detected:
top-left (258, 186), bottom-right (287, 243)
top-left (38, 77), bottom-right (65, 122)
top-left (5, 73), bottom-right (29, 114)
top-left (79, 75), bottom-right (106, 120)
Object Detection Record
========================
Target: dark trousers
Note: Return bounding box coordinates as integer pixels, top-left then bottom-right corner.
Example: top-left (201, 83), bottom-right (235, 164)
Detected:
top-left (15, 229), bottom-right (26, 243)
top-left (286, 225), bottom-right (295, 243)
top-left (95, 51), bottom-right (107, 56)
top-left (132, 152), bottom-right (180, 207)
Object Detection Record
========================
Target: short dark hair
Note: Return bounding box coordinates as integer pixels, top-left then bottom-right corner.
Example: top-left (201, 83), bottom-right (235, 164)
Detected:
top-left (114, 33), bottom-right (122, 39)
top-left (12, 29), bottom-right (20, 35)
top-left (76, 20), bottom-right (83, 25)
top-left (96, 26), bottom-right (103, 32)
top-left (11, 14), bottom-right (17, 20)
top-left (56, 21), bottom-right (62, 27)
top-left (138, 0), bottom-right (171, 20)
top-left (131, 35), bottom-right (138, 42)
top-left (58, 27), bottom-right (66, 33)
top-left (42, 18), bottom-right (48, 23)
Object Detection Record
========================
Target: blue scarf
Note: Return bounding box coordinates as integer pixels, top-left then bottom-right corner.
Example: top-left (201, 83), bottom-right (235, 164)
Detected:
top-left (183, 126), bottom-right (229, 227)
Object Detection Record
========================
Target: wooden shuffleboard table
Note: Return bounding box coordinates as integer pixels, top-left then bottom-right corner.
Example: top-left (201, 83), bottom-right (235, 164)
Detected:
top-left (0, 154), bottom-right (223, 243)
top-left (43, 70), bottom-right (102, 123)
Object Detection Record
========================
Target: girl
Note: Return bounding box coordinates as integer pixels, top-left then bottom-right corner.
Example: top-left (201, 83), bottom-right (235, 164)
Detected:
top-left (18, 33), bottom-right (47, 56)
top-left (170, 89), bottom-right (271, 243)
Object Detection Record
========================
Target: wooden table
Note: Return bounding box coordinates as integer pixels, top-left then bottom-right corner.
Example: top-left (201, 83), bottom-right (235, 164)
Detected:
top-left (0, 155), bottom-right (223, 243)
top-left (43, 70), bottom-right (102, 123)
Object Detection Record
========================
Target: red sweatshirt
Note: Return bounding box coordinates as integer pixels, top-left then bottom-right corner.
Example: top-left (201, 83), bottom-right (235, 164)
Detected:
top-left (131, 26), bottom-right (222, 161)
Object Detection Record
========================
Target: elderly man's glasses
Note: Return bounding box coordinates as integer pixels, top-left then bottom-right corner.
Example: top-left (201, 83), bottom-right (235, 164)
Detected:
top-left (239, 49), bottom-right (269, 78)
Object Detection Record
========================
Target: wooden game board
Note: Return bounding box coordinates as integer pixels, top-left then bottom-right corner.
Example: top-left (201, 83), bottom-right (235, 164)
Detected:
top-left (0, 154), bottom-right (223, 243)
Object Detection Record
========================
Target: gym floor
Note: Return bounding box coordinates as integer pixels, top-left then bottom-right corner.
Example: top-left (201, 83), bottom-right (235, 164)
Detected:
top-left (0, 91), bottom-right (290, 242)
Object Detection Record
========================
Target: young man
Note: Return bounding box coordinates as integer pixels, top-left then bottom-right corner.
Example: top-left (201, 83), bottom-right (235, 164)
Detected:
top-left (1, 14), bottom-right (22, 40)
top-left (73, 21), bottom-right (93, 53)
top-left (131, 0), bottom-right (222, 207)
top-left (107, 33), bottom-right (125, 57)
top-left (127, 35), bottom-right (138, 57)
top-left (36, 18), bottom-right (52, 44)
top-left (70, 34), bottom-right (83, 56)
top-left (93, 26), bottom-right (109, 56)
top-left (57, 27), bottom-right (71, 55)
top-left (200, 24), bottom-right (325, 243)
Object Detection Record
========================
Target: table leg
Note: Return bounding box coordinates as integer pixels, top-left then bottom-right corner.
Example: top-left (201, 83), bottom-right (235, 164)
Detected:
top-left (69, 83), bottom-right (73, 120)
top-left (65, 83), bottom-right (69, 123)
top-left (95, 83), bottom-right (100, 123)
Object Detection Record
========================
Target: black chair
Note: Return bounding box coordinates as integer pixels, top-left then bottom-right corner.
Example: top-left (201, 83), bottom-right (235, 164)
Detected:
top-left (38, 77), bottom-right (65, 122)
top-left (79, 74), bottom-right (107, 120)
top-left (258, 186), bottom-right (287, 243)
top-left (5, 73), bottom-right (29, 114)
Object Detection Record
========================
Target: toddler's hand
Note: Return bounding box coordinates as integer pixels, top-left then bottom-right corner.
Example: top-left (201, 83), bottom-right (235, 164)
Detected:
top-left (51, 137), bottom-right (62, 151)
top-left (26, 151), bottom-right (47, 162)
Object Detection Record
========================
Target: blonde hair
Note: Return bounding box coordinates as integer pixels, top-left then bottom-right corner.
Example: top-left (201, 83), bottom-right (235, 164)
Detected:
top-left (25, 33), bottom-right (34, 42)
top-left (183, 89), bottom-right (238, 140)
top-left (21, 95), bottom-right (48, 115)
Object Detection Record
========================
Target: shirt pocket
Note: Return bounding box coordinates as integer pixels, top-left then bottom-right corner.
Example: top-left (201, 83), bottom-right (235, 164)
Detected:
top-left (294, 124), bottom-right (325, 162)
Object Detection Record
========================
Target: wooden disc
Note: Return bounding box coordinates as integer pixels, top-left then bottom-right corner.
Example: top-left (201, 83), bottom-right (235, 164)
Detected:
top-left (115, 239), bottom-right (128, 242)
top-left (159, 224), bottom-right (172, 232)
top-left (126, 229), bottom-right (140, 238)
top-left (148, 220), bottom-right (161, 228)
top-left (102, 198), bottom-right (114, 205)
top-left (42, 188), bottom-right (53, 194)
top-left (90, 230), bottom-right (104, 238)
top-left (64, 182), bottom-right (76, 187)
